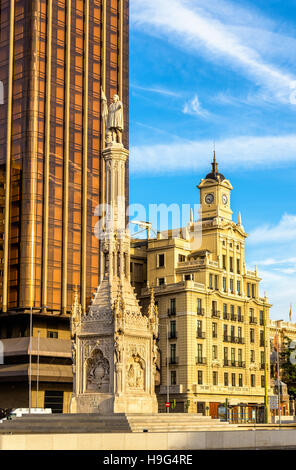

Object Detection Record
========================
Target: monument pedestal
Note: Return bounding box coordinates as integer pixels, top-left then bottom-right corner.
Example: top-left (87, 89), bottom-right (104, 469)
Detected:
top-left (70, 144), bottom-right (159, 415)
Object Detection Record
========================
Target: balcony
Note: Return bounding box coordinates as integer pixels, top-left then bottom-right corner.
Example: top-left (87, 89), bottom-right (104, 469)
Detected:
top-left (224, 336), bottom-right (245, 344)
top-left (224, 359), bottom-right (230, 366)
top-left (168, 309), bottom-right (176, 317)
top-left (196, 331), bottom-right (206, 339)
top-left (196, 357), bottom-right (207, 365)
top-left (260, 363), bottom-right (266, 370)
top-left (197, 308), bottom-right (205, 316)
top-left (211, 310), bottom-right (221, 319)
top-left (249, 317), bottom-right (257, 324)
top-left (238, 315), bottom-right (244, 323)
top-left (223, 312), bottom-right (229, 320)
top-left (169, 357), bottom-right (178, 365)
top-left (168, 332), bottom-right (178, 339)
top-left (230, 315), bottom-right (237, 322)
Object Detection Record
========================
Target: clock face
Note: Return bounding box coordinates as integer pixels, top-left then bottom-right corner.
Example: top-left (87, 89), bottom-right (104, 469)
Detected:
top-left (222, 194), bottom-right (228, 205)
top-left (205, 193), bottom-right (214, 204)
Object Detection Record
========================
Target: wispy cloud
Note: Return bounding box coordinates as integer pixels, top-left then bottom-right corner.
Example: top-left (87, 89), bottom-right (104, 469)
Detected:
top-left (183, 95), bottom-right (209, 118)
top-left (131, 0), bottom-right (296, 103)
top-left (130, 134), bottom-right (296, 174)
top-left (132, 84), bottom-right (181, 97)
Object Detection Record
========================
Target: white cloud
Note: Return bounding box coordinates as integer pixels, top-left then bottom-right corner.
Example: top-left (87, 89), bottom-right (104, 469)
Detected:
top-left (183, 95), bottom-right (209, 117)
top-left (130, 134), bottom-right (296, 174)
top-left (249, 214), bottom-right (296, 244)
top-left (247, 214), bottom-right (296, 320)
top-left (131, 0), bottom-right (296, 103)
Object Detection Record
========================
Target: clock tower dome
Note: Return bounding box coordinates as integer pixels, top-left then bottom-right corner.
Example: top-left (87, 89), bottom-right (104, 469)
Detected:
top-left (198, 152), bottom-right (233, 222)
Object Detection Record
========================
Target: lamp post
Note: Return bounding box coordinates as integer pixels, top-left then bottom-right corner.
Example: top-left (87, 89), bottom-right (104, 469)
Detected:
top-left (263, 299), bottom-right (270, 423)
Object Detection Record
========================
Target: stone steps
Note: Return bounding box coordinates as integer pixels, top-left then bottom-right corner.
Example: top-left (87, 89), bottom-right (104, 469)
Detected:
top-left (0, 413), bottom-right (235, 434)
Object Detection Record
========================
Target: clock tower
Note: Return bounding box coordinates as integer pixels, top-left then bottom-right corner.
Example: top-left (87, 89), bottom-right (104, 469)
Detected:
top-left (198, 152), bottom-right (233, 222)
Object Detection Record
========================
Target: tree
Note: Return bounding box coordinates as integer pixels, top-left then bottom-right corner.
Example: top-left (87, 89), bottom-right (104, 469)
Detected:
top-left (279, 336), bottom-right (296, 398)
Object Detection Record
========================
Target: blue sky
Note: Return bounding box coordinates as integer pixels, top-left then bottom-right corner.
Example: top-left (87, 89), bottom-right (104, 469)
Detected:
top-left (128, 0), bottom-right (296, 320)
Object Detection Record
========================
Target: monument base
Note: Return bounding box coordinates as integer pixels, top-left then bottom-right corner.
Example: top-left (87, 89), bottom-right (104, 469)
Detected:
top-left (70, 393), bottom-right (158, 415)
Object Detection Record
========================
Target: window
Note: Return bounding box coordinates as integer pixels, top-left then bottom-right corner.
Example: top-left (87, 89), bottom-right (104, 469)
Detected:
top-left (184, 274), bottom-right (193, 281)
top-left (158, 277), bottom-right (165, 286)
top-left (238, 349), bottom-right (242, 365)
top-left (237, 259), bottom-right (240, 274)
top-left (223, 324), bottom-right (228, 341)
top-left (212, 345), bottom-right (218, 360)
top-left (247, 283), bottom-right (250, 297)
top-left (197, 298), bottom-right (202, 314)
top-left (213, 371), bottom-right (218, 385)
top-left (170, 298), bottom-right (176, 315)
top-left (198, 370), bottom-right (203, 385)
top-left (230, 279), bottom-right (234, 293)
top-left (252, 284), bottom-right (256, 298)
top-left (260, 310), bottom-right (264, 326)
top-left (239, 374), bottom-right (243, 387)
top-left (47, 331), bottom-right (58, 339)
top-left (261, 376), bottom-right (265, 388)
top-left (250, 350), bottom-right (255, 363)
top-left (224, 373), bottom-right (229, 386)
top-left (231, 348), bottom-right (235, 366)
top-left (237, 280), bottom-right (241, 295)
top-left (171, 370), bottom-right (177, 385)
top-left (250, 328), bottom-right (255, 343)
top-left (232, 373), bottom-right (236, 387)
top-left (209, 274), bottom-right (213, 289)
top-left (197, 344), bottom-right (203, 362)
top-left (238, 306), bottom-right (242, 321)
top-left (212, 322), bottom-right (217, 338)
top-left (251, 374), bottom-right (255, 387)
top-left (178, 254), bottom-right (186, 263)
top-left (223, 255), bottom-right (226, 269)
top-left (170, 344), bottom-right (177, 363)
top-left (230, 305), bottom-right (235, 319)
top-left (197, 320), bottom-right (202, 337)
top-left (224, 347), bottom-right (228, 365)
top-left (170, 321), bottom-right (176, 339)
top-left (157, 253), bottom-right (165, 267)
top-left (214, 275), bottom-right (218, 290)
top-left (238, 327), bottom-right (242, 339)
top-left (223, 277), bottom-right (227, 292)
top-left (230, 257), bottom-right (233, 272)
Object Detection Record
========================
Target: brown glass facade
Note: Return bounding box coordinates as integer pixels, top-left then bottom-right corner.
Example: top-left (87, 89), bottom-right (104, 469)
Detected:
top-left (0, 0), bottom-right (129, 410)
top-left (0, 0), bottom-right (129, 315)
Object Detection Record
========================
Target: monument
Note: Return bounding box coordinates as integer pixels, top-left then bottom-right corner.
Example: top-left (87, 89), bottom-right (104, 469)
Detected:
top-left (70, 92), bottom-right (159, 414)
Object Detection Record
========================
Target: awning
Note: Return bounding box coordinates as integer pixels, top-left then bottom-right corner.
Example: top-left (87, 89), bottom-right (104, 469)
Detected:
top-left (1, 338), bottom-right (71, 358)
top-left (0, 363), bottom-right (73, 382)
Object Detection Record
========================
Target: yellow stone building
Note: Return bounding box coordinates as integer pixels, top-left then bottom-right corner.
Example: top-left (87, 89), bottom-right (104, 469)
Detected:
top-left (131, 156), bottom-right (272, 422)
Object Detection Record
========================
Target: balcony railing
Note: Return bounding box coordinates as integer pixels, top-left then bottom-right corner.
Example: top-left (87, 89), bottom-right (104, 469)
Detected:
top-left (223, 312), bottom-right (229, 320)
top-left (168, 309), bottom-right (176, 317)
top-left (230, 315), bottom-right (237, 322)
top-left (224, 359), bottom-right (230, 366)
top-left (249, 317), bottom-right (257, 324)
top-left (223, 335), bottom-right (245, 344)
top-left (238, 315), bottom-right (244, 323)
top-left (169, 332), bottom-right (178, 339)
top-left (197, 308), bottom-right (205, 316)
top-left (211, 310), bottom-right (221, 319)
top-left (169, 357), bottom-right (178, 365)
top-left (260, 363), bottom-right (266, 370)
top-left (196, 357), bottom-right (207, 365)
top-left (196, 331), bottom-right (206, 339)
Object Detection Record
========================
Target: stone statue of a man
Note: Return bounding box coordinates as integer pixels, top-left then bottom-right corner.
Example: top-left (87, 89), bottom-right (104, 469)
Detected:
top-left (101, 88), bottom-right (124, 144)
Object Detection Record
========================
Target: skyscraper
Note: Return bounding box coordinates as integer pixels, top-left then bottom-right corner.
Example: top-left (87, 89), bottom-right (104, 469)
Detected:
top-left (0, 0), bottom-right (129, 411)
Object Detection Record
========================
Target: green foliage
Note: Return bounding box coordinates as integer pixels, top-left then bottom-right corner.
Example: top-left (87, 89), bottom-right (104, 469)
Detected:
top-left (280, 336), bottom-right (296, 398)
